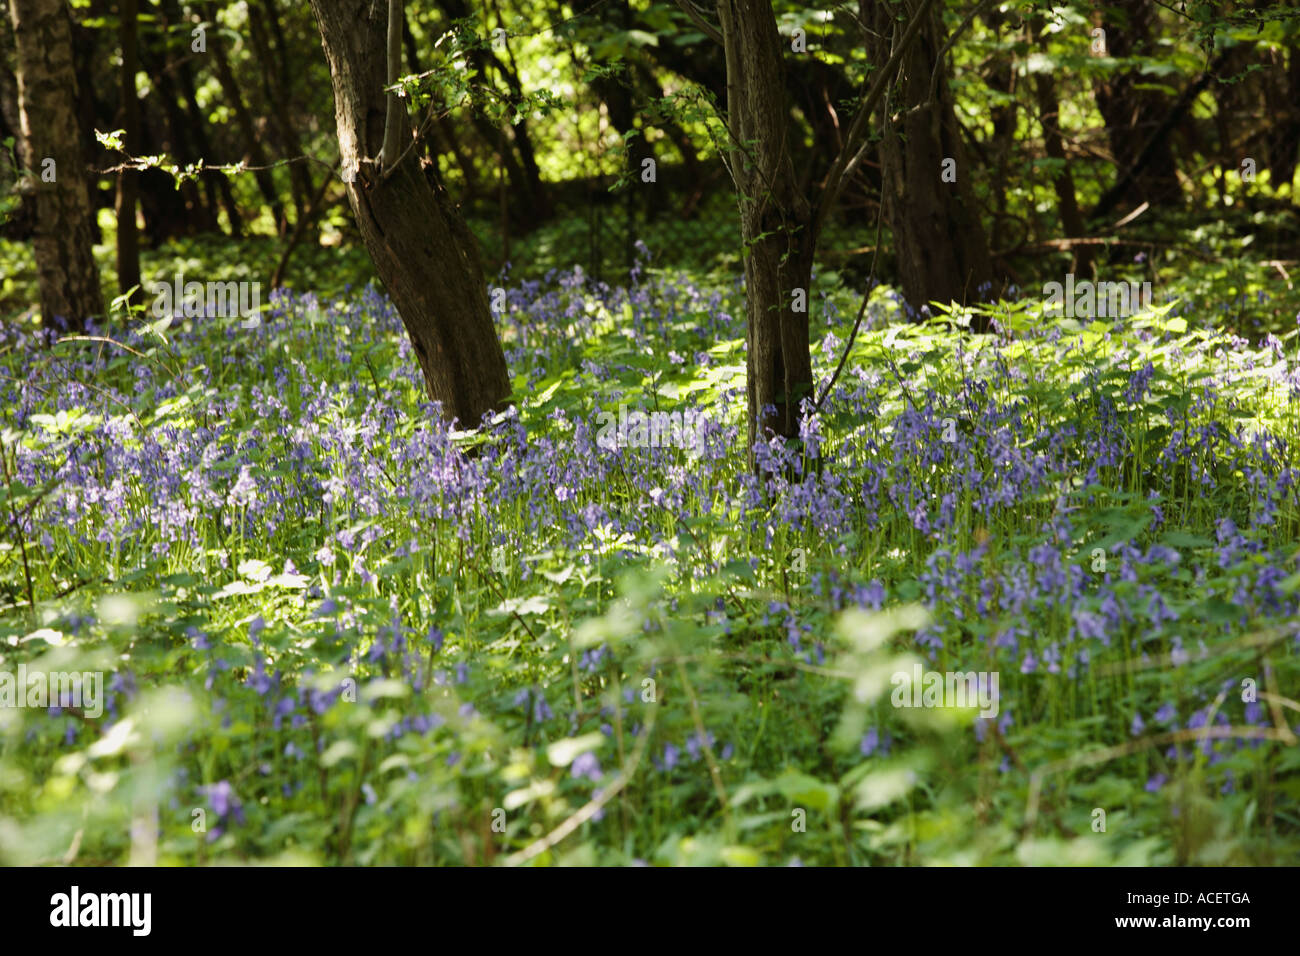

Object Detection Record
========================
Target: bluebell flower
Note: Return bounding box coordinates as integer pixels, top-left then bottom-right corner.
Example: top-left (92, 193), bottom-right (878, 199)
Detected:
top-left (571, 751), bottom-right (601, 781)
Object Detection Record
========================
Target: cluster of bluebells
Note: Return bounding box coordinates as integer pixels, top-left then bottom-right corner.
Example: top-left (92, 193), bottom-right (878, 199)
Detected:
top-left (2, 267), bottom-right (1298, 850)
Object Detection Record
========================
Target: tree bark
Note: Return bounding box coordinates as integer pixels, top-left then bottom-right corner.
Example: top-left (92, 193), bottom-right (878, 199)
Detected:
top-left (10, 0), bottom-right (104, 331)
top-left (716, 0), bottom-right (816, 463)
top-left (68, 7), bottom-right (104, 235)
top-left (1263, 42), bottom-right (1300, 190)
top-left (0, 37), bottom-right (37, 240)
top-left (982, 8), bottom-right (1017, 228)
top-left (309, 0), bottom-right (511, 426)
top-left (866, 0), bottom-right (996, 317)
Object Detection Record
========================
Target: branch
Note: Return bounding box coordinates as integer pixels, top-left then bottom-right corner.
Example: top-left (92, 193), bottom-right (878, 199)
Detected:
top-left (95, 147), bottom-right (335, 179)
top-left (671, 0), bottom-right (723, 46)
top-left (927, 0), bottom-right (998, 107)
top-left (1025, 724), bottom-right (1297, 834)
top-left (813, 192), bottom-right (884, 413)
top-left (380, 0), bottom-right (407, 169)
top-left (505, 697), bottom-right (659, 865)
top-left (814, 0), bottom-right (939, 243)
top-left (1088, 50), bottom-right (1227, 223)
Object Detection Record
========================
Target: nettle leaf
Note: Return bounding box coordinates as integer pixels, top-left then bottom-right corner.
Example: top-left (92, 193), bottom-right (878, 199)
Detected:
top-left (238, 559), bottom-right (273, 583)
top-left (773, 770), bottom-right (840, 813)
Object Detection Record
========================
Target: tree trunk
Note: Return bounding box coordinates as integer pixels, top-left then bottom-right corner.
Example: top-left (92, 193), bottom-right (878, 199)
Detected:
top-left (1263, 43), bottom-right (1300, 190)
top-left (156, 0), bottom-right (241, 236)
top-left (10, 0), bottom-right (104, 331)
top-left (488, 48), bottom-right (551, 224)
top-left (717, 0), bottom-right (816, 463)
top-left (114, 0), bottom-right (141, 301)
top-left (68, 8), bottom-right (104, 237)
top-left (138, 1), bottom-right (219, 239)
top-left (866, 0), bottom-right (996, 318)
top-left (982, 9), bottom-right (1017, 229)
top-left (0, 42), bottom-right (37, 240)
top-left (1211, 39), bottom-right (1253, 207)
top-left (437, 0), bottom-right (551, 230)
top-left (1091, 0), bottom-right (1181, 211)
top-left (1035, 72), bottom-right (1091, 277)
top-left (590, 63), bottom-right (653, 220)
top-left (247, 0), bottom-right (314, 223)
top-left (308, 0), bottom-right (511, 426)
top-left (201, 0), bottom-right (287, 233)
top-left (135, 125), bottom-right (202, 243)
top-left (433, 113), bottom-right (481, 199)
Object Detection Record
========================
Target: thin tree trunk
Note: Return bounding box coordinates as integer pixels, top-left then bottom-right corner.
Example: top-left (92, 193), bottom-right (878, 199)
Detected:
top-left (68, 7), bottom-right (103, 236)
top-left (115, 0), bottom-right (142, 301)
top-left (1035, 72), bottom-right (1091, 277)
top-left (1090, 0), bottom-right (1181, 211)
top-left (866, 0), bottom-right (996, 318)
top-left (1090, 52), bottom-right (1226, 224)
top-left (141, 2), bottom-right (220, 235)
top-left (982, 9), bottom-right (1017, 227)
top-left (160, 5), bottom-right (242, 236)
top-left (0, 43), bottom-right (37, 240)
top-left (247, 0), bottom-right (313, 221)
top-left (201, 0), bottom-right (287, 233)
top-left (271, 163), bottom-right (334, 288)
top-left (1264, 44), bottom-right (1300, 190)
top-left (1213, 39), bottom-right (1253, 206)
top-left (438, 0), bottom-right (551, 228)
top-left (10, 0), bottom-right (104, 331)
top-left (309, 0), bottom-right (511, 425)
top-left (434, 113), bottom-right (481, 199)
top-left (717, 0), bottom-right (816, 462)
top-left (487, 48), bottom-right (551, 222)
top-left (135, 122), bottom-right (200, 242)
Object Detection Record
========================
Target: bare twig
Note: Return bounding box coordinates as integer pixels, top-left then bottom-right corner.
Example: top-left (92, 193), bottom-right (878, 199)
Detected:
top-left (1025, 724), bottom-right (1297, 832)
top-left (814, 192), bottom-right (885, 412)
top-left (505, 698), bottom-right (658, 865)
top-left (0, 435), bottom-right (36, 615)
